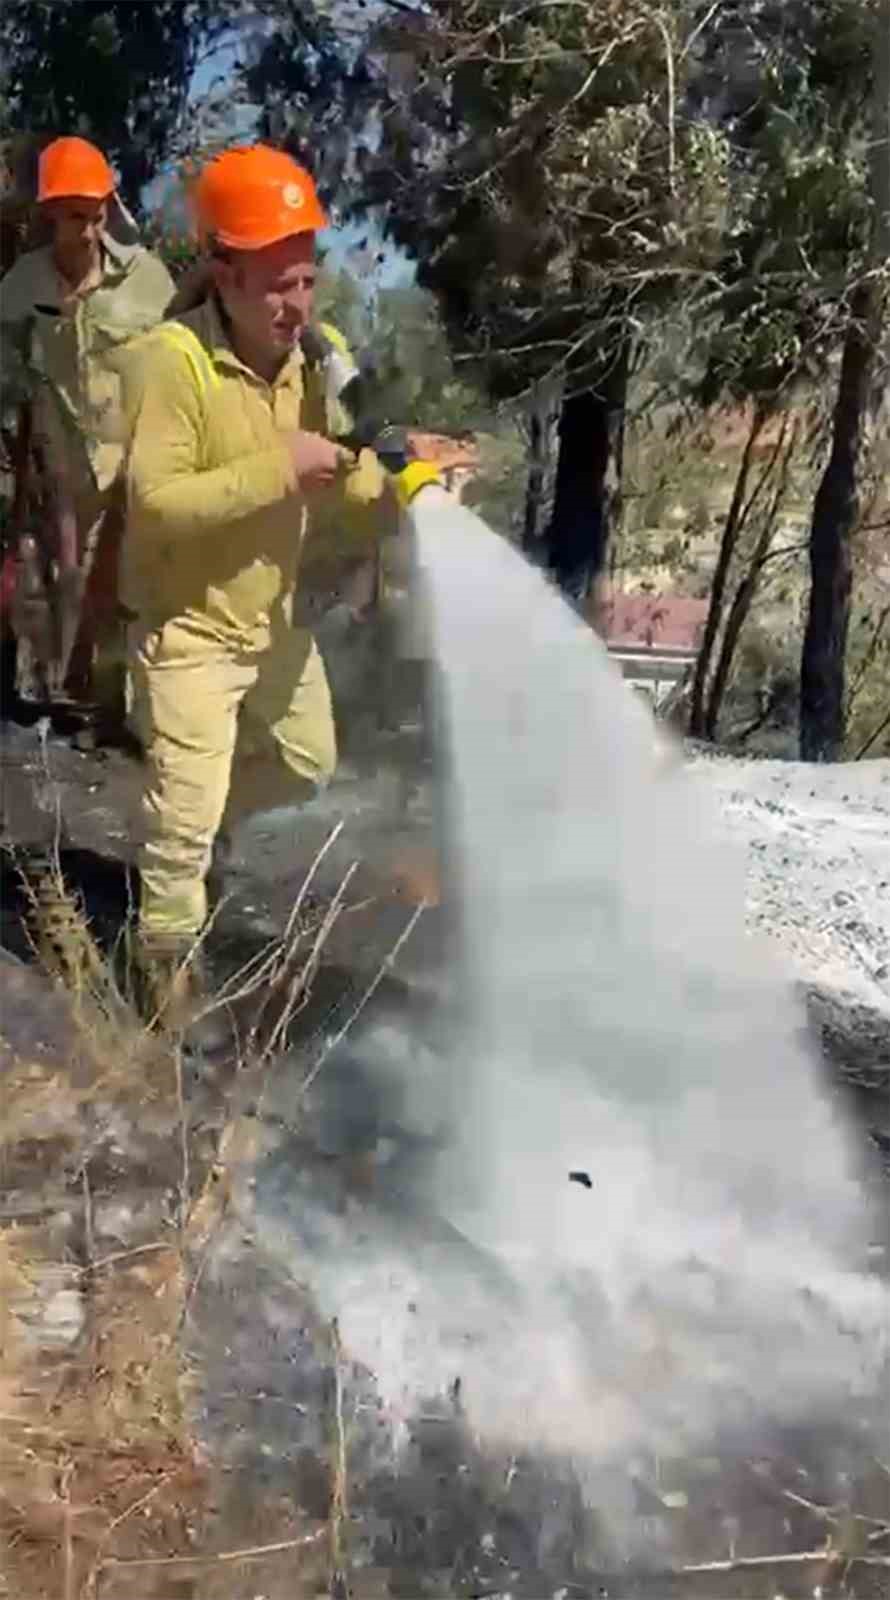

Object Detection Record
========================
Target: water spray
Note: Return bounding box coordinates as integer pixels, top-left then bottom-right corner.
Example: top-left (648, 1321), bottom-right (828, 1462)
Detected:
top-left (265, 333), bottom-right (890, 1562)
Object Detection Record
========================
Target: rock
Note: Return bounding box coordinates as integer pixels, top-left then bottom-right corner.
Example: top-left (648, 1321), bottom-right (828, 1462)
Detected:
top-left (0, 950), bottom-right (82, 1063)
top-left (6, 1255), bottom-right (85, 1353)
top-left (804, 980), bottom-right (890, 1145)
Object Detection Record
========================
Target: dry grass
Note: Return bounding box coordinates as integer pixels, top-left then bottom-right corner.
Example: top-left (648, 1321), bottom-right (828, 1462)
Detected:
top-left (0, 803), bottom-right (426, 1597)
top-left (0, 862), bottom-right (201, 1600)
top-left (0, 1227), bottom-right (199, 1599)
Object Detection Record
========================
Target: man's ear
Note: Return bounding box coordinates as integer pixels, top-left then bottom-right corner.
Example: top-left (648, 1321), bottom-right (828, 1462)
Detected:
top-left (210, 255), bottom-right (236, 295)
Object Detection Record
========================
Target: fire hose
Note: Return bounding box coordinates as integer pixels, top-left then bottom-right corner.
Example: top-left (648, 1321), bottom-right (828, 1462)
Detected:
top-left (299, 325), bottom-right (443, 508)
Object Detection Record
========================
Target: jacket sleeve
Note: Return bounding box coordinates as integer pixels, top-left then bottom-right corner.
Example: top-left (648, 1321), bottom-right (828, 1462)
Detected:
top-left (0, 260), bottom-right (36, 407)
top-left (0, 317), bottom-right (33, 408)
top-left (122, 338), bottom-right (297, 541)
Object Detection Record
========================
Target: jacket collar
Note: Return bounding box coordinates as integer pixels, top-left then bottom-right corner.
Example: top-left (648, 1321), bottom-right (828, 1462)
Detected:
top-left (27, 234), bottom-right (139, 301)
top-left (101, 231), bottom-right (142, 279)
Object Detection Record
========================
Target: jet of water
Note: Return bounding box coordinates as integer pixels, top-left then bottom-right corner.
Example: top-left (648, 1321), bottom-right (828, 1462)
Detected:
top-left (266, 489), bottom-right (888, 1491)
top-left (410, 491), bottom-right (884, 1444)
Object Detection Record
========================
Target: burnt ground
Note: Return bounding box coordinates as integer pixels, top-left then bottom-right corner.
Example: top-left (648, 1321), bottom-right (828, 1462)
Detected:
top-left (1, 710), bottom-right (889, 1597)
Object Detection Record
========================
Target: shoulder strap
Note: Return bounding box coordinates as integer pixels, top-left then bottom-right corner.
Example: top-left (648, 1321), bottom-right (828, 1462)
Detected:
top-left (317, 321), bottom-right (353, 360)
top-left (154, 321), bottom-right (221, 402)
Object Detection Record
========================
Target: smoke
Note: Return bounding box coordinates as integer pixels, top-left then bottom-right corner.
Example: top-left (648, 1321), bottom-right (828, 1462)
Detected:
top-left (262, 493), bottom-right (887, 1495)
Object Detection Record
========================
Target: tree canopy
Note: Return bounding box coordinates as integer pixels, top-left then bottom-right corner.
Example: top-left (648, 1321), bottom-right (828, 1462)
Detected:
top-left (0, 0), bottom-right (238, 206)
top-left (361, 1), bottom-right (729, 402)
top-left (0, 0), bottom-right (886, 754)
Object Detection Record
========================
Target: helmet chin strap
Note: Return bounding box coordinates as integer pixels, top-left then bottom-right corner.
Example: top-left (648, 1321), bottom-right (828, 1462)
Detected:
top-left (105, 191), bottom-right (141, 246)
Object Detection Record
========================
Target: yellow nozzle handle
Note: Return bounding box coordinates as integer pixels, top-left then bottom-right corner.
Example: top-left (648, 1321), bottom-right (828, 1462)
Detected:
top-left (392, 460), bottom-right (442, 509)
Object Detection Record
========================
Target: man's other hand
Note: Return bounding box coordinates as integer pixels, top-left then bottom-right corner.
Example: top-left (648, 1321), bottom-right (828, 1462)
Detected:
top-left (291, 431), bottom-right (352, 490)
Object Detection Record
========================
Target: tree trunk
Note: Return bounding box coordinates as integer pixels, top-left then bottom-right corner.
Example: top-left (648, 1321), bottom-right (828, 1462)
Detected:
top-left (115, 146), bottom-right (152, 220)
top-left (544, 340), bottom-right (630, 604)
top-left (688, 405), bottom-right (766, 739)
top-left (800, 0), bottom-right (890, 761)
top-left (521, 383), bottom-right (559, 557)
top-left (798, 294), bottom-right (875, 760)
top-left (522, 405), bottom-right (546, 553)
top-left (705, 416), bottom-right (798, 739)
top-left (873, 0), bottom-right (890, 256)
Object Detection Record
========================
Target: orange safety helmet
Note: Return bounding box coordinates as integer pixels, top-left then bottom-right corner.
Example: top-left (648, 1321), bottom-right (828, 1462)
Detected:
top-left (193, 145), bottom-right (327, 251)
top-left (38, 136), bottom-right (116, 202)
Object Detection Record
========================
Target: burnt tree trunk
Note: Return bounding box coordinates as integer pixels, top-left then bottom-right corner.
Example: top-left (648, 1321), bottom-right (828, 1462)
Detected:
top-left (705, 418), bottom-right (798, 740)
top-left (522, 405), bottom-right (546, 553)
top-left (115, 145), bottom-right (152, 220)
top-left (799, 280), bottom-right (887, 761)
top-left (800, 0), bottom-right (890, 761)
top-left (544, 341), bottom-right (630, 605)
top-left (688, 405), bottom-right (766, 739)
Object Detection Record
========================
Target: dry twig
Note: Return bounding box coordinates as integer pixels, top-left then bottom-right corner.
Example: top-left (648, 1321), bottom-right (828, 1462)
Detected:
top-left (682, 1550), bottom-right (890, 1573)
top-left (98, 1527), bottom-right (326, 1571)
top-left (300, 901), bottom-right (426, 1098)
top-left (83, 1469), bottom-right (180, 1598)
top-left (329, 1317), bottom-right (350, 1593)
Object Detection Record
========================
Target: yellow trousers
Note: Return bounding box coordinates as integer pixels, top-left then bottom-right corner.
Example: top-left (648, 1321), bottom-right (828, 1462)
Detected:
top-left (129, 616), bottom-right (337, 941)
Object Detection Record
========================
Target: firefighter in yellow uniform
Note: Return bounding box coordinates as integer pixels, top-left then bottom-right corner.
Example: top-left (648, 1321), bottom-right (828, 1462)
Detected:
top-left (121, 145), bottom-right (439, 1033)
top-left (0, 136), bottom-right (175, 712)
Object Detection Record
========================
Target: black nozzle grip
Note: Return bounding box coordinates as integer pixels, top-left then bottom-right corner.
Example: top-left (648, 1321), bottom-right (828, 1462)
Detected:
top-left (336, 423), bottom-right (410, 474)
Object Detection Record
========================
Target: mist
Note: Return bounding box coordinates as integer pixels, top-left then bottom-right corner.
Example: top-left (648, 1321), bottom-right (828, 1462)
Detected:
top-left (261, 493), bottom-right (888, 1532)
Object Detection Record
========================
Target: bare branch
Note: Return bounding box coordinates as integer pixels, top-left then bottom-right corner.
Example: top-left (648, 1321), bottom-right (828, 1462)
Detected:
top-left (855, 703), bottom-right (890, 759)
top-left (650, 12), bottom-right (677, 196)
top-left (848, 601), bottom-right (890, 707)
top-left (681, 0), bottom-right (726, 62)
top-left (299, 902), bottom-right (426, 1099)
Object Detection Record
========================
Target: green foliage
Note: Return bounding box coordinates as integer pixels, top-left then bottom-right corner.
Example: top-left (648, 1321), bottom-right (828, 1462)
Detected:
top-left (0, 0), bottom-right (372, 214)
top-left (316, 270), bottom-right (492, 434)
top-left (315, 266), bottom-right (526, 535)
top-left (0, 0), bottom-right (237, 208)
top-left (464, 426), bottom-right (526, 541)
top-left (845, 459), bottom-right (890, 757)
top-left (368, 287), bottom-right (529, 539)
top-left (847, 595), bottom-right (890, 713)
top-left (239, 0), bottom-right (379, 200)
top-left (2, 0), bottom-right (881, 742)
top-left (694, 0), bottom-right (876, 407)
top-left (314, 263), bottom-right (370, 353)
top-left (358, 1), bottom-right (729, 401)
top-left (367, 282), bottom-right (490, 435)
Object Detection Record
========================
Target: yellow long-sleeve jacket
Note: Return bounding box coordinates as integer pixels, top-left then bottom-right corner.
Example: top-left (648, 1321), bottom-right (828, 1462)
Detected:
top-left (0, 235), bottom-right (175, 493)
top-left (120, 296), bottom-right (390, 646)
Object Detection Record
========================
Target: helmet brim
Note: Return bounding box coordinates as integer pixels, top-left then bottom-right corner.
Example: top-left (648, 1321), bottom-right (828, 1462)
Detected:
top-left (39, 183), bottom-right (116, 203)
top-left (210, 210), bottom-right (328, 251)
